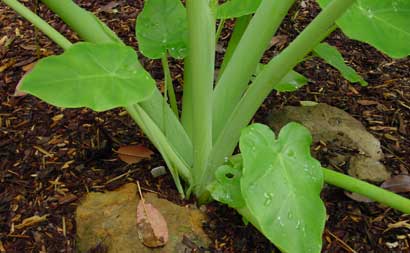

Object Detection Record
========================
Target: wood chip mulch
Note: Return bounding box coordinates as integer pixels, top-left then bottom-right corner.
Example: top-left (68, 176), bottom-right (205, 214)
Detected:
top-left (1, 0), bottom-right (410, 252)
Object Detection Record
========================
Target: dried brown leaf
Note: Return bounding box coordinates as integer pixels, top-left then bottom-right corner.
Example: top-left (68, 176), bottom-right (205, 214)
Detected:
top-left (136, 200), bottom-right (168, 247)
top-left (381, 175), bottom-right (410, 193)
top-left (117, 145), bottom-right (154, 164)
top-left (99, 2), bottom-right (120, 13)
top-left (344, 192), bottom-right (373, 203)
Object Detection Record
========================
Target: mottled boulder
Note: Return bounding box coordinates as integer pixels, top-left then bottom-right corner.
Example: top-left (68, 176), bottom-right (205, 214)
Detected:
top-left (268, 103), bottom-right (390, 182)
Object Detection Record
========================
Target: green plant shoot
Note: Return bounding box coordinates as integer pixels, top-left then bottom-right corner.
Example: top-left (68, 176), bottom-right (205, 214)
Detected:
top-left (3, 0), bottom-right (410, 252)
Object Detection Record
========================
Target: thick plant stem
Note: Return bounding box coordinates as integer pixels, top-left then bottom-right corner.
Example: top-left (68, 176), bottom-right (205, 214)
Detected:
top-left (185, 0), bottom-right (215, 200)
top-left (323, 168), bottom-right (410, 214)
top-left (161, 55), bottom-right (178, 117)
top-left (181, 56), bottom-right (193, 139)
top-left (40, 0), bottom-right (122, 44)
top-left (127, 104), bottom-right (193, 197)
top-left (19, 0), bottom-right (194, 192)
top-left (218, 15), bottom-right (252, 78)
top-left (209, 0), bottom-right (357, 178)
top-left (2, 0), bottom-right (72, 50)
top-left (212, 0), bottom-right (296, 142)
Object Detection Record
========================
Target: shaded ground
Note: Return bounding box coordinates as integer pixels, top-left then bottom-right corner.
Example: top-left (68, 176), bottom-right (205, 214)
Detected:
top-left (1, 0), bottom-right (410, 252)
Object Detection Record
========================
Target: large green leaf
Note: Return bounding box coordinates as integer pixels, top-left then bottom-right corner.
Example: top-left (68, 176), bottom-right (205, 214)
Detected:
top-left (240, 123), bottom-right (325, 253)
top-left (255, 64), bottom-right (308, 92)
top-left (217, 0), bottom-right (262, 19)
top-left (19, 42), bottom-right (156, 111)
top-left (317, 0), bottom-right (410, 58)
top-left (135, 0), bottom-right (188, 59)
top-left (313, 43), bottom-right (367, 86)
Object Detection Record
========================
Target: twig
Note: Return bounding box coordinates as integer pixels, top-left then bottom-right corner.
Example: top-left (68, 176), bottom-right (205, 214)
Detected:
top-left (326, 229), bottom-right (357, 253)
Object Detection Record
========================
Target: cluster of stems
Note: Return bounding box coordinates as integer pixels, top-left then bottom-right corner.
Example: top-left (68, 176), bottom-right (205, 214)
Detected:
top-left (2, 0), bottom-right (410, 213)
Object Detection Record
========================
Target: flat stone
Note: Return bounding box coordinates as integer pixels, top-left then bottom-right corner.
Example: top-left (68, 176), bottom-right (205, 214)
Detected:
top-left (348, 156), bottom-right (391, 182)
top-left (268, 103), bottom-right (390, 182)
top-left (75, 183), bottom-right (210, 253)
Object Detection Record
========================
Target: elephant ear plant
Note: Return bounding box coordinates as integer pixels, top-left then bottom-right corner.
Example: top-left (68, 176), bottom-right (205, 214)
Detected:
top-left (3, 0), bottom-right (410, 252)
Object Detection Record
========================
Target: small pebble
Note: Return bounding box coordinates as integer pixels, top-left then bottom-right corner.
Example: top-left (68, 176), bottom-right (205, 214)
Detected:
top-left (151, 166), bottom-right (167, 178)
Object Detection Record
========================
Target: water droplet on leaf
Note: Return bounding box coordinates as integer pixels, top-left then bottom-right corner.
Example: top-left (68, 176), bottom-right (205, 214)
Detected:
top-left (287, 212), bottom-right (293, 220)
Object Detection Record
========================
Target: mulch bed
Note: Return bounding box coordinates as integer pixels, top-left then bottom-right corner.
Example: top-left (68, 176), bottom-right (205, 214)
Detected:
top-left (1, 0), bottom-right (410, 252)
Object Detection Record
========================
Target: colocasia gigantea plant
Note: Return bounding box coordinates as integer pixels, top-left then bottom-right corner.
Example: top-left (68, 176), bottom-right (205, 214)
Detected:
top-left (3, 0), bottom-right (410, 252)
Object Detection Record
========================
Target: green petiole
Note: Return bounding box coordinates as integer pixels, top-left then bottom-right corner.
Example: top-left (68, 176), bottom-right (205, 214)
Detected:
top-left (323, 168), bottom-right (410, 214)
top-left (215, 18), bottom-right (226, 44)
top-left (2, 0), bottom-right (72, 50)
top-left (161, 54), bottom-right (179, 117)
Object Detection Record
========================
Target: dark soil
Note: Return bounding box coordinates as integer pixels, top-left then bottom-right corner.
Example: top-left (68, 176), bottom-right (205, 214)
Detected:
top-left (1, 0), bottom-right (410, 252)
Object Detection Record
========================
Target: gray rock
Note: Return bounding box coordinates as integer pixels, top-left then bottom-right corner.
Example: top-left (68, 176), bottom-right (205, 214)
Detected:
top-left (268, 103), bottom-right (390, 182)
top-left (76, 183), bottom-right (210, 253)
top-left (348, 156), bottom-right (391, 183)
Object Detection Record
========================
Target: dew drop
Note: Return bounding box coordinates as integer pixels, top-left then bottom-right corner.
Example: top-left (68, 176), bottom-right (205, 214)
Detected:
top-left (296, 220), bottom-right (301, 230)
top-left (248, 182), bottom-right (257, 191)
top-left (276, 216), bottom-right (284, 227)
top-left (366, 8), bottom-right (374, 18)
top-left (303, 164), bottom-right (309, 172)
top-left (287, 211), bottom-right (293, 220)
top-left (263, 192), bottom-right (274, 206)
top-left (392, 1), bottom-right (398, 12)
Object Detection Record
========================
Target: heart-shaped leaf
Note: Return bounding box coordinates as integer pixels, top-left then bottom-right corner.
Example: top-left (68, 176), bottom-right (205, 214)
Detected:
top-left (217, 0), bottom-right (262, 19)
top-left (313, 43), bottom-right (367, 86)
top-left (19, 42), bottom-right (156, 111)
top-left (239, 123), bottom-right (325, 253)
top-left (135, 0), bottom-right (188, 59)
top-left (317, 0), bottom-right (410, 58)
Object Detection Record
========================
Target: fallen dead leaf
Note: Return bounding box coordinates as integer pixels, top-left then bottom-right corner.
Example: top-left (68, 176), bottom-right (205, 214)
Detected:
top-left (381, 175), bottom-right (410, 193)
top-left (117, 145), bottom-right (154, 164)
top-left (136, 200), bottom-right (169, 248)
top-left (98, 1), bottom-right (120, 13)
top-left (344, 192), bottom-right (373, 203)
top-left (15, 215), bottom-right (49, 229)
